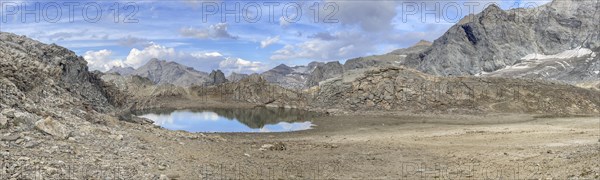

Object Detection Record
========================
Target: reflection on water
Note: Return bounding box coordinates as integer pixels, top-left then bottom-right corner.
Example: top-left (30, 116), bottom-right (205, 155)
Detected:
top-left (136, 107), bottom-right (319, 133)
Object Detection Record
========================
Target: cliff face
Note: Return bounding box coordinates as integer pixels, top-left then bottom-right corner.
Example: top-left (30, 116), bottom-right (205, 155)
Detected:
top-left (306, 62), bottom-right (344, 87)
top-left (208, 70), bottom-right (228, 85)
top-left (260, 64), bottom-right (316, 89)
top-left (411, 0), bottom-right (599, 79)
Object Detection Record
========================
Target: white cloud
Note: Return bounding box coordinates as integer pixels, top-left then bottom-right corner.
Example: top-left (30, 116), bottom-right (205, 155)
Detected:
top-left (124, 43), bottom-right (227, 72)
top-left (197, 52), bottom-right (223, 57)
top-left (180, 23), bottom-right (238, 39)
top-left (219, 57), bottom-right (267, 74)
top-left (83, 42), bottom-right (265, 74)
top-left (118, 35), bottom-right (151, 47)
top-left (325, 1), bottom-right (398, 32)
top-left (125, 43), bottom-right (178, 68)
top-left (83, 50), bottom-right (126, 72)
top-left (271, 31), bottom-right (375, 61)
top-left (279, 16), bottom-right (290, 27)
top-left (260, 36), bottom-right (280, 48)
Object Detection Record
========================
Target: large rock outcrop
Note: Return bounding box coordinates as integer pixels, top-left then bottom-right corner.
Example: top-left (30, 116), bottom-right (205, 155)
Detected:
top-left (227, 72), bottom-right (249, 82)
top-left (191, 74), bottom-right (306, 108)
top-left (310, 67), bottom-right (600, 114)
top-left (411, 0), bottom-right (599, 78)
top-left (208, 70), bottom-right (228, 85)
top-left (306, 61), bottom-right (344, 87)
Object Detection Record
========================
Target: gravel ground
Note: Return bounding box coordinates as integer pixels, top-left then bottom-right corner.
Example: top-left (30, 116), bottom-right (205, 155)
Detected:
top-left (2, 112), bottom-right (598, 179)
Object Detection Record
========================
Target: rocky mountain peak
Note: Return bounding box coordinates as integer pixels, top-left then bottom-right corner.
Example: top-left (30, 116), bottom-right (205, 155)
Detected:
top-left (410, 0), bottom-right (599, 78)
top-left (208, 69), bottom-right (228, 85)
top-left (414, 40), bottom-right (432, 47)
top-left (148, 58), bottom-right (162, 63)
top-left (482, 4), bottom-right (502, 13)
top-left (272, 64), bottom-right (292, 72)
top-left (307, 61), bottom-right (325, 69)
top-left (129, 59), bottom-right (210, 87)
top-left (265, 64), bottom-right (294, 75)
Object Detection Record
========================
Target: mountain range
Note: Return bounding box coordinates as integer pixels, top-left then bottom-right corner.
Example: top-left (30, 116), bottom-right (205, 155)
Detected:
top-left (107, 58), bottom-right (228, 87)
top-left (106, 39), bottom-right (434, 89)
top-left (106, 0), bottom-right (599, 90)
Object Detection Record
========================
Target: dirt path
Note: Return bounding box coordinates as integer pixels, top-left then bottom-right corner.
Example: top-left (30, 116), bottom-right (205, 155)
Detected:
top-left (123, 114), bottom-right (599, 179)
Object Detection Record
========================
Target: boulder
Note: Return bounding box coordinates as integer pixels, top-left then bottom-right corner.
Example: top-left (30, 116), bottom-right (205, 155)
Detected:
top-left (0, 114), bottom-right (7, 128)
top-left (34, 117), bottom-right (70, 139)
top-left (259, 142), bottom-right (286, 151)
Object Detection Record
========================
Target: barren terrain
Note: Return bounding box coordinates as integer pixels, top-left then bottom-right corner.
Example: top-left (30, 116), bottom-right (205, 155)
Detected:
top-left (5, 108), bottom-right (597, 179)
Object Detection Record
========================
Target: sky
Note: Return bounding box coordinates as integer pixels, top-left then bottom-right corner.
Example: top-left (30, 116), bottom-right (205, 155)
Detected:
top-left (0, 0), bottom-right (551, 74)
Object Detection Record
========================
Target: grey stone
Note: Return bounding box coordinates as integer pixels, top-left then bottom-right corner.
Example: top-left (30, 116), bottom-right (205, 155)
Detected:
top-left (0, 114), bottom-right (7, 128)
top-left (34, 117), bottom-right (70, 139)
top-left (159, 174), bottom-right (169, 180)
top-left (0, 134), bottom-right (20, 141)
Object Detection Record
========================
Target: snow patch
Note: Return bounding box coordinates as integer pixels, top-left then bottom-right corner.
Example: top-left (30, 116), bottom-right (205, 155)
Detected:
top-left (555, 61), bottom-right (566, 69)
top-left (521, 47), bottom-right (593, 60)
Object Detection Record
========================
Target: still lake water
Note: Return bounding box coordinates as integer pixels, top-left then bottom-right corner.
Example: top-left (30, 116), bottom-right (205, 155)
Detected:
top-left (136, 108), bottom-right (318, 133)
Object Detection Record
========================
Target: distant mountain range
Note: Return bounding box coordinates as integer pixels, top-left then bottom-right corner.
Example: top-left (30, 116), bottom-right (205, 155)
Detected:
top-left (106, 66), bottom-right (134, 76)
top-left (106, 0), bottom-right (599, 89)
top-left (107, 58), bottom-right (226, 87)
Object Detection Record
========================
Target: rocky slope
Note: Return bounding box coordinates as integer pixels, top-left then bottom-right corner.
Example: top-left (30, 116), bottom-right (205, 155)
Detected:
top-left (481, 47), bottom-right (599, 84)
top-left (0, 32), bottom-right (116, 125)
top-left (0, 32), bottom-right (168, 179)
top-left (344, 40), bottom-right (432, 71)
top-left (226, 72), bottom-right (249, 82)
top-left (100, 74), bottom-right (190, 112)
top-left (190, 74), bottom-right (306, 108)
top-left (410, 0), bottom-right (599, 81)
top-left (310, 67), bottom-right (600, 115)
top-left (306, 61), bottom-right (344, 87)
top-left (130, 58), bottom-right (212, 87)
top-left (260, 63), bottom-right (319, 89)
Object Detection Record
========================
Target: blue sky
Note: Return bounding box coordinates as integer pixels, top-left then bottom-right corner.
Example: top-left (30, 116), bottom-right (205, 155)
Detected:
top-left (0, 0), bottom-right (551, 74)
